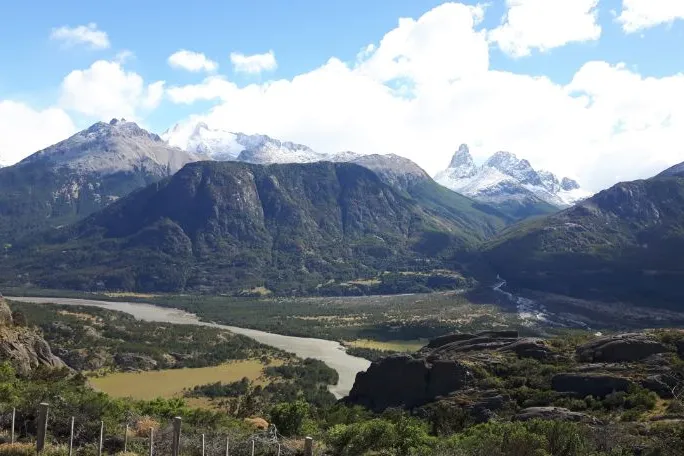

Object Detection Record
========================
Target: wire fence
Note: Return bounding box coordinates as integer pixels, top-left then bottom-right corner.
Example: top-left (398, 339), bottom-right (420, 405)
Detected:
top-left (0, 404), bottom-right (316, 456)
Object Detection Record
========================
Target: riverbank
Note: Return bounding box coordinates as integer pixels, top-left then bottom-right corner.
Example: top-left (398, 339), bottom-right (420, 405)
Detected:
top-left (7, 296), bottom-right (371, 398)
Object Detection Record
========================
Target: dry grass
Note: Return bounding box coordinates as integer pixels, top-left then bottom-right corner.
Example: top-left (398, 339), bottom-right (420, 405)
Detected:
top-left (56, 310), bottom-right (100, 324)
top-left (239, 287), bottom-right (272, 296)
top-left (346, 339), bottom-right (425, 352)
top-left (0, 443), bottom-right (68, 456)
top-left (89, 359), bottom-right (280, 400)
top-left (102, 292), bottom-right (160, 298)
top-left (132, 417), bottom-right (159, 437)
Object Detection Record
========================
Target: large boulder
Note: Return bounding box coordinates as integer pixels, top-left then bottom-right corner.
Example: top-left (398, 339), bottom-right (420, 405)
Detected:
top-left (499, 338), bottom-right (554, 360)
top-left (552, 373), bottom-right (634, 397)
top-left (346, 355), bottom-right (472, 411)
top-left (514, 407), bottom-right (600, 424)
top-left (577, 334), bottom-right (668, 363)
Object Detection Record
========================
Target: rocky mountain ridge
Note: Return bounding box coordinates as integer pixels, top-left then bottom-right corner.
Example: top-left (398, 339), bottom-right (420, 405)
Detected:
top-left (434, 145), bottom-right (590, 218)
top-left (0, 119), bottom-right (198, 243)
top-left (484, 162), bottom-right (684, 309)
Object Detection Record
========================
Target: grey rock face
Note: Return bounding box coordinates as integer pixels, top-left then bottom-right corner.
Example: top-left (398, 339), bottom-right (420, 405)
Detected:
top-left (499, 337), bottom-right (554, 360)
top-left (577, 333), bottom-right (668, 363)
top-left (0, 297), bottom-right (66, 375)
top-left (346, 355), bottom-right (472, 411)
top-left (551, 373), bottom-right (634, 397)
top-left (562, 177), bottom-right (581, 191)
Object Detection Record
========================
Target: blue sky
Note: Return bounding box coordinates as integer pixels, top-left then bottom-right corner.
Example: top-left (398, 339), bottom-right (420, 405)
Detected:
top-left (1, 0), bottom-right (683, 190)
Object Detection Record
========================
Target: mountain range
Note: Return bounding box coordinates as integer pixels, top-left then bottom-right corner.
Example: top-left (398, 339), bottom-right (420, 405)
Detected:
top-left (2, 117), bottom-right (684, 311)
top-left (435, 145), bottom-right (591, 219)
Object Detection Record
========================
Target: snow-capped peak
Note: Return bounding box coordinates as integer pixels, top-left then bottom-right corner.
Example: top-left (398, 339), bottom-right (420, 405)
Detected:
top-left (485, 151), bottom-right (542, 187)
top-left (442, 144), bottom-right (477, 179)
top-left (435, 145), bottom-right (591, 208)
top-left (162, 121), bottom-right (325, 164)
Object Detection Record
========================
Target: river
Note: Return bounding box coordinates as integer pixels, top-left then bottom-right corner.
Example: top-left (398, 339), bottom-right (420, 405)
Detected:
top-left (7, 296), bottom-right (371, 399)
top-left (492, 277), bottom-right (590, 330)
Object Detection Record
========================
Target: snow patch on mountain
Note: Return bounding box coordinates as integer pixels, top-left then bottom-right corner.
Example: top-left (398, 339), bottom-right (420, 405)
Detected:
top-left (435, 145), bottom-right (591, 208)
top-left (162, 122), bottom-right (325, 164)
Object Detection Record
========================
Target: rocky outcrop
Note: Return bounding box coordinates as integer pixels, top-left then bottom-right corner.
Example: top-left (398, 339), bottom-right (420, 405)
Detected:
top-left (114, 353), bottom-right (158, 371)
top-left (346, 355), bottom-right (472, 411)
top-left (552, 373), bottom-right (634, 397)
top-left (426, 331), bottom-right (518, 350)
top-left (0, 295), bottom-right (66, 375)
top-left (577, 334), bottom-right (668, 363)
top-left (426, 332), bottom-right (520, 358)
top-left (499, 337), bottom-right (554, 360)
top-left (0, 295), bottom-right (12, 326)
top-left (56, 348), bottom-right (109, 371)
top-left (514, 407), bottom-right (600, 424)
top-left (0, 328), bottom-right (66, 375)
top-left (641, 375), bottom-right (679, 399)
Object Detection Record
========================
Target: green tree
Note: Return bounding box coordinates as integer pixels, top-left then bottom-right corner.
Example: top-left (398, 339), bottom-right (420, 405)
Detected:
top-left (270, 400), bottom-right (310, 436)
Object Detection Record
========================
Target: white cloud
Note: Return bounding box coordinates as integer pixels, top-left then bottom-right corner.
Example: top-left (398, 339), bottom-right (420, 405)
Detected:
top-left (230, 51), bottom-right (277, 74)
top-left (167, 2), bottom-right (684, 192)
top-left (168, 50), bottom-right (218, 73)
top-left (489, 0), bottom-right (601, 57)
top-left (617, 0), bottom-right (684, 33)
top-left (115, 50), bottom-right (135, 64)
top-left (358, 2), bottom-right (488, 86)
top-left (0, 101), bottom-right (76, 166)
top-left (50, 23), bottom-right (110, 49)
top-left (167, 76), bottom-right (236, 104)
top-left (59, 60), bottom-right (165, 120)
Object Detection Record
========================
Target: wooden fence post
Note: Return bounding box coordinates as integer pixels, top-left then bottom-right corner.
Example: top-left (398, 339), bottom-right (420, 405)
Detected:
top-left (10, 408), bottom-right (15, 444)
top-left (98, 421), bottom-right (104, 456)
top-left (225, 436), bottom-right (229, 456)
top-left (36, 403), bottom-right (49, 453)
top-left (304, 436), bottom-right (314, 456)
top-left (172, 417), bottom-right (182, 456)
top-left (124, 424), bottom-right (129, 453)
top-left (201, 433), bottom-right (205, 456)
top-left (250, 439), bottom-right (255, 456)
top-left (149, 427), bottom-right (154, 456)
top-left (69, 417), bottom-right (74, 456)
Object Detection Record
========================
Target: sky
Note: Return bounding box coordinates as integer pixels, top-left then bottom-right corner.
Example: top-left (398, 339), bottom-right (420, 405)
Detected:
top-left (0, 0), bottom-right (683, 192)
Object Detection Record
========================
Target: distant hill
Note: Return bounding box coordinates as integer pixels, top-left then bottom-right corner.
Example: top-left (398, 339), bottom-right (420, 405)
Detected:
top-left (1, 161), bottom-right (507, 294)
top-left (484, 163), bottom-right (684, 309)
top-left (0, 119), bottom-right (198, 244)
